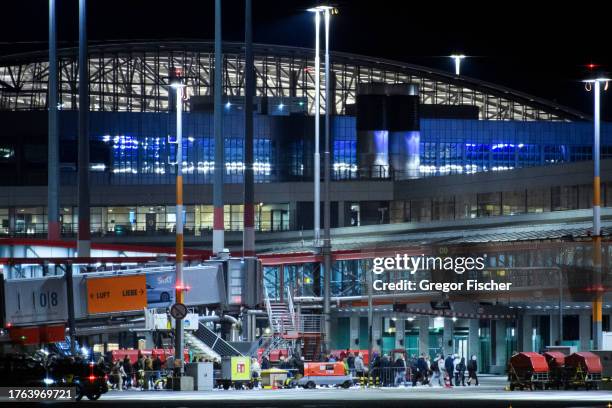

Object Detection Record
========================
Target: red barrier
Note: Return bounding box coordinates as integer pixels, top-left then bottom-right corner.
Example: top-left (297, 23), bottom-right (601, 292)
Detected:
top-left (110, 348), bottom-right (189, 363)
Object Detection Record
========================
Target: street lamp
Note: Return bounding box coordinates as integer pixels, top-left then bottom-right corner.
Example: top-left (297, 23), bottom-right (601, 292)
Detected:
top-left (170, 78), bottom-right (186, 376)
top-left (308, 5), bottom-right (334, 247)
top-left (583, 76), bottom-right (609, 350)
top-left (451, 54), bottom-right (466, 76)
top-left (308, 4), bottom-right (335, 353)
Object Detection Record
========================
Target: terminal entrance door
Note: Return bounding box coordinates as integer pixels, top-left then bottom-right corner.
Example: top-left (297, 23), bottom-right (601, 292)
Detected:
top-left (454, 336), bottom-right (468, 358)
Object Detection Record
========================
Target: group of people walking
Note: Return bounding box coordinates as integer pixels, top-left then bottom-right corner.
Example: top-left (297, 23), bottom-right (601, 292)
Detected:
top-left (331, 349), bottom-right (479, 388)
top-left (106, 353), bottom-right (165, 391)
top-left (427, 353), bottom-right (479, 387)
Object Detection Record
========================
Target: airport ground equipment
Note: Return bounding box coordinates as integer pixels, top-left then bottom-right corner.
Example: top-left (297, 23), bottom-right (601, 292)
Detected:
top-left (508, 352), bottom-right (549, 390)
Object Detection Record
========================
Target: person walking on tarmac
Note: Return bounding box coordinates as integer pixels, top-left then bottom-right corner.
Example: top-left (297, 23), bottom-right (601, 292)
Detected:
top-left (369, 352), bottom-right (381, 384)
top-left (394, 354), bottom-right (407, 386)
top-left (467, 355), bottom-right (479, 386)
top-left (456, 357), bottom-right (466, 386)
top-left (354, 353), bottom-right (366, 378)
top-left (444, 354), bottom-right (455, 387)
top-left (346, 352), bottom-right (355, 376)
top-left (380, 354), bottom-right (392, 387)
top-left (430, 354), bottom-right (443, 387)
top-left (453, 354), bottom-right (461, 387)
top-left (261, 356), bottom-right (270, 370)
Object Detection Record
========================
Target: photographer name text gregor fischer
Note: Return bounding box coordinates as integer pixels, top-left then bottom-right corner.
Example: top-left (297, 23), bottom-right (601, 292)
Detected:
top-left (373, 279), bottom-right (512, 293)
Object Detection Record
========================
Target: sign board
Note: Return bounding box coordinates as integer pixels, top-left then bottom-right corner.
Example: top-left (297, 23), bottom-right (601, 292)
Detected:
top-left (146, 271), bottom-right (175, 308)
top-left (170, 303), bottom-right (188, 320)
top-left (230, 356), bottom-right (251, 381)
top-left (4, 276), bottom-right (67, 325)
top-left (86, 275), bottom-right (147, 314)
top-left (171, 313), bottom-right (199, 330)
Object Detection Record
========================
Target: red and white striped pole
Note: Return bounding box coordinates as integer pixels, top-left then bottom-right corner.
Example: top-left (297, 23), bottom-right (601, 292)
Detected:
top-left (173, 80), bottom-right (185, 375)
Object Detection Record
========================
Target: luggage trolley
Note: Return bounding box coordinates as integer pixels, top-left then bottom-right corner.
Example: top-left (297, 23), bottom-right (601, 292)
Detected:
top-left (508, 352), bottom-right (549, 390)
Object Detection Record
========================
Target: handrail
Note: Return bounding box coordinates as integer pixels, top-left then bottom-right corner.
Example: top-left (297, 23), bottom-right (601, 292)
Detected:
top-left (263, 285), bottom-right (276, 333)
top-left (286, 286), bottom-right (296, 329)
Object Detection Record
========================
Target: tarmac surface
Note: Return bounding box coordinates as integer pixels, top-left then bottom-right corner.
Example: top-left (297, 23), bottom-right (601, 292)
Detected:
top-left (3, 376), bottom-right (612, 407)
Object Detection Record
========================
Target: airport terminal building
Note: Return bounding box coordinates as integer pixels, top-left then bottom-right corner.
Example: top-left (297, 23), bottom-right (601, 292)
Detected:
top-left (1, 42), bottom-right (611, 373)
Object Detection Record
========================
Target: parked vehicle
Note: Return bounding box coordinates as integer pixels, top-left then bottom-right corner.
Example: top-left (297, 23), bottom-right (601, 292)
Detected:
top-left (295, 362), bottom-right (354, 389)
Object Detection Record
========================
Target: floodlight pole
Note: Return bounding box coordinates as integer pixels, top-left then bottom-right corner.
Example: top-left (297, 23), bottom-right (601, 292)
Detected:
top-left (322, 7), bottom-right (332, 354)
top-left (173, 83), bottom-right (185, 375)
top-left (313, 11), bottom-right (321, 247)
top-left (592, 79), bottom-right (603, 350)
top-left (243, 0), bottom-right (255, 257)
top-left (48, 0), bottom-right (60, 241)
top-left (213, 0), bottom-right (225, 255)
top-left (77, 0), bottom-right (90, 257)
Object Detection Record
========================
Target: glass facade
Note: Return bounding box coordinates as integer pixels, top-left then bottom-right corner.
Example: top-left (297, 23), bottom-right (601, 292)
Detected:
top-left (47, 114), bottom-right (612, 184)
top-left (1, 204), bottom-right (289, 237)
top-left (1, 180), bottom-right (610, 237)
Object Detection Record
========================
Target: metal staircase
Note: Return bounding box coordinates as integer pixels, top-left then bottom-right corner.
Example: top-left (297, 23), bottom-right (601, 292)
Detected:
top-left (265, 287), bottom-right (297, 337)
top-left (261, 286), bottom-right (326, 361)
top-left (184, 331), bottom-right (221, 361)
top-left (191, 322), bottom-right (243, 357)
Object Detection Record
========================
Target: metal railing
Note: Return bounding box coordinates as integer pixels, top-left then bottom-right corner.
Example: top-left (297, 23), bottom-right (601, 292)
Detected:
top-left (286, 286), bottom-right (296, 329)
top-left (297, 314), bottom-right (324, 333)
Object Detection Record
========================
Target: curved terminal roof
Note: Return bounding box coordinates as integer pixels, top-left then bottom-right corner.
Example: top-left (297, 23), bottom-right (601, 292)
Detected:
top-left (0, 41), bottom-right (588, 121)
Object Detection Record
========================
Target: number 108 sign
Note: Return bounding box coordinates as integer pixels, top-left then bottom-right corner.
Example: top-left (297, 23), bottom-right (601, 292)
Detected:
top-left (4, 276), bottom-right (68, 325)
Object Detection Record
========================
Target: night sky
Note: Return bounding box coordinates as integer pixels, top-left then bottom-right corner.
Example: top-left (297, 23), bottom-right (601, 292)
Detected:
top-left (1, 0), bottom-right (610, 119)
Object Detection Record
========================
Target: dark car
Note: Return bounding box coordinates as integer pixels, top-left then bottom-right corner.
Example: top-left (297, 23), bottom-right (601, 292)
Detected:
top-left (53, 359), bottom-right (108, 400)
top-left (0, 354), bottom-right (108, 401)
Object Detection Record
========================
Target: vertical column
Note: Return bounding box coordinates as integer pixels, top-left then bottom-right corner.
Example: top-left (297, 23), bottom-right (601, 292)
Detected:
top-left (592, 80), bottom-right (603, 350)
top-left (8, 207), bottom-right (16, 236)
top-left (349, 315), bottom-right (360, 348)
top-left (550, 313), bottom-right (560, 346)
top-left (419, 317), bottom-right (429, 356)
top-left (313, 11), bottom-right (321, 246)
top-left (371, 314), bottom-right (382, 353)
top-left (242, 0), bottom-right (255, 257)
top-left (47, 0), bottom-right (60, 240)
top-left (77, 0), bottom-right (90, 256)
top-left (66, 264), bottom-right (77, 354)
top-left (394, 317), bottom-right (405, 349)
top-left (521, 314), bottom-right (533, 352)
top-left (494, 320), bottom-right (507, 374)
top-left (443, 318), bottom-right (453, 356)
top-left (579, 311), bottom-right (591, 351)
top-left (322, 8), bottom-right (332, 354)
top-left (212, 0), bottom-right (224, 255)
top-left (337, 200), bottom-right (345, 227)
top-left (174, 85), bottom-right (185, 376)
top-left (468, 319), bottom-right (479, 360)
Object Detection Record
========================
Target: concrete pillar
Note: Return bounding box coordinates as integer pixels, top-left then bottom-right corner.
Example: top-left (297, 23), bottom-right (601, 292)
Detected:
top-left (468, 319), bottom-right (479, 359)
top-left (289, 201), bottom-right (298, 231)
top-left (493, 320), bottom-right (507, 374)
top-left (419, 317), bottom-right (429, 356)
top-left (337, 200), bottom-right (345, 227)
top-left (579, 312), bottom-right (591, 351)
top-left (521, 314), bottom-right (533, 352)
top-left (8, 207), bottom-right (16, 236)
top-left (550, 313), bottom-right (560, 347)
top-left (349, 315), bottom-right (360, 348)
top-left (372, 314), bottom-right (382, 354)
top-left (394, 317), bottom-right (405, 349)
top-left (443, 318), bottom-right (453, 356)
top-left (144, 332), bottom-right (155, 349)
